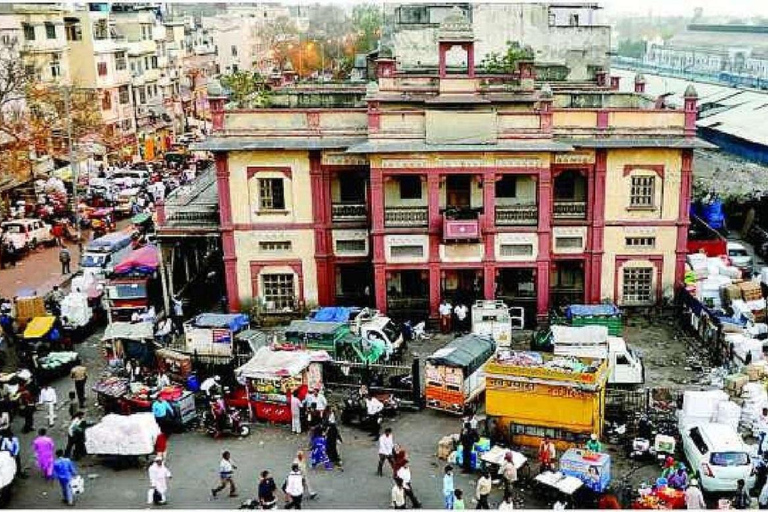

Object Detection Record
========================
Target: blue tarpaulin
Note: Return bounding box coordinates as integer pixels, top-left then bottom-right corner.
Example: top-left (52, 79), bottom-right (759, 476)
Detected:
top-left (311, 307), bottom-right (352, 323)
top-left (565, 304), bottom-right (620, 319)
top-left (192, 313), bottom-right (249, 332)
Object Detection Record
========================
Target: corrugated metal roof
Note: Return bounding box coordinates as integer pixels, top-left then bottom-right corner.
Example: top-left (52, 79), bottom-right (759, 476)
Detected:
top-left (191, 137), bottom-right (366, 152)
top-left (346, 140), bottom-right (574, 154)
top-left (558, 137), bottom-right (716, 149)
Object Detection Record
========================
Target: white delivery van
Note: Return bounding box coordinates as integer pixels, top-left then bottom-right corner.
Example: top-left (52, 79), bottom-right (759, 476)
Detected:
top-left (550, 325), bottom-right (644, 385)
top-left (471, 300), bottom-right (524, 347)
top-left (1, 218), bottom-right (54, 251)
top-left (349, 308), bottom-right (405, 357)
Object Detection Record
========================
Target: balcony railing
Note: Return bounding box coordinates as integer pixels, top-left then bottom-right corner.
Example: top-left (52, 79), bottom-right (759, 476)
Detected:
top-left (385, 206), bottom-right (428, 228)
top-left (553, 201), bottom-right (587, 220)
top-left (495, 204), bottom-right (538, 226)
top-left (331, 202), bottom-right (367, 222)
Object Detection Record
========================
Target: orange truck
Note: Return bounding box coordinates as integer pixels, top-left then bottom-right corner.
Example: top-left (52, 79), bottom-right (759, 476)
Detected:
top-left (425, 334), bottom-right (496, 415)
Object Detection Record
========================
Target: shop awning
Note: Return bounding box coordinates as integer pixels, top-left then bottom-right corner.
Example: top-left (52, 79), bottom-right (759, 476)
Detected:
top-left (236, 347), bottom-right (330, 380)
top-left (346, 140), bottom-right (574, 154)
top-left (102, 322), bottom-right (155, 342)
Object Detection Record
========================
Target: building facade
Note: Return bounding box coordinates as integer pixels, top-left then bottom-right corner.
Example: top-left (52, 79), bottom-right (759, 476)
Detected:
top-left (385, 2), bottom-right (610, 81)
top-left (193, 8), bottom-right (706, 324)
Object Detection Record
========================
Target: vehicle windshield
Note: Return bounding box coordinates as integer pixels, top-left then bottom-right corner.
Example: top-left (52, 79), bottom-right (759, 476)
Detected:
top-left (382, 320), bottom-right (400, 342)
top-left (710, 452), bottom-right (749, 466)
top-left (81, 254), bottom-right (106, 267)
top-left (3, 225), bottom-right (22, 234)
top-left (729, 249), bottom-right (749, 257)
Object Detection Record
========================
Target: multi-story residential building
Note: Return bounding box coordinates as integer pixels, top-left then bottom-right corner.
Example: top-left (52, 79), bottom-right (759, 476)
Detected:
top-left (192, 8), bottom-right (709, 324)
top-left (65, 5), bottom-right (135, 155)
top-left (10, 3), bottom-right (71, 85)
top-left (384, 2), bottom-right (610, 81)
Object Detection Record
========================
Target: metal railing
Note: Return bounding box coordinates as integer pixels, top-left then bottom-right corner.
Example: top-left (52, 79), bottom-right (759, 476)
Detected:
top-left (553, 201), bottom-right (587, 219)
top-left (384, 206), bottom-right (428, 227)
top-left (331, 202), bottom-right (367, 221)
top-left (495, 204), bottom-right (538, 225)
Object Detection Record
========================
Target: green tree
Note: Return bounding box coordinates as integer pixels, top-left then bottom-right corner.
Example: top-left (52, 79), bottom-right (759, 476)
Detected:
top-left (220, 71), bottom-right (271, 108)
top-left (617, 39), bottom-right (647, 59)
top-left (351, 4), bottom-right (382, 54)
top-left (481, 41), bottom-right (534, 73)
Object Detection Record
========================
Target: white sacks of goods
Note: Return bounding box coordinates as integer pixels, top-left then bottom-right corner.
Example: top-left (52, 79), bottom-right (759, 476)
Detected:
top-left (679, 390), bottom-right (729, 429)
top-left (715, 400), bottom-right (742, 431)
top-left (740, 382), bottom-right (768, 435)
top-left (85, 413), bottom-right (160, 455)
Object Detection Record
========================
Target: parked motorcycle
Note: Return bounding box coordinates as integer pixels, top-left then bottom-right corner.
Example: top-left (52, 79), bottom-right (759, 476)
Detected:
top-left (340, 390), bottom-right (399, 428)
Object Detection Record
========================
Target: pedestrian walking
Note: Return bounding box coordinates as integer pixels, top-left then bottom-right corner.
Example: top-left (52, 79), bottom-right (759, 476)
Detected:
top-left (147, 456), bottom-right (172, 505)
top-left (38, 384), bottom-right (57, 427)
top-left (460, 423), bottom-right (479, 473)
top-left (326, 421), bottom-right (343, 468)
top-left (734, 478), bottom-right (751, 509)
top-left (396, 460), bottom-right (421, 508)
top-left (171, 296), bottom-right (184, 334)
top-left (258, 470), bottom-right (277, 509)
top-left (53, 450), bottom-right (78, 506)
top-left (454, 303), bottom-right (469, 333)
top-left (283, 463), bottom-right (305, 509)
top-left (391, 477), bottom-right (406, 509)
top-left (290, 393), bottom-right (302, 435)
top-left (154, 431), bottom-right (168, 460)
top-left (439, 300), bottom-right (452, 334)
top-left (152, 396), bottom-right (175, 433)
top-left (59, 247), bottom-right (71, 275)
top-left (18, 385), bottom-right (35, 434)
top-left (67, 391), bottom-right (79, 419)
top-left (377, 428), bottom-right (395, 476)
top-left (64, 412), bottom-right (87, 461)
top-left (476, 471), bottom-right (492, 509)
top-left (499, 452), bottom-right (517, 500)
top-left (211, 451), bottom-right (238, 498)
top-left (70, 365), bottom-right (88, 409)
top-left (293, 451), bottom-right (317, 499)
top-left (443, 465), bottom-right (455, 509)
top-left (32, 428), bottom-right (55, 480)
top-left (0, 429), bottom-right (20, 475)
top-left (538, 436), bottom-right (556, 473)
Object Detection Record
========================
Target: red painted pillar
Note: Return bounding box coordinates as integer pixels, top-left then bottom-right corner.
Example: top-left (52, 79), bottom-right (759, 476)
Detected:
top-left (438, 43), bottom-right (447, 78)
top-left (310, 151), bottom-right (333, 306)
top-left (676, 150), bottom-right (693, 288)
top-left (537, 167), bottom-right (552, 321)
top-left (428, 172), bottom-right (441, 318)
top-left (216, 153), bottom-right (240, 312)
top-left (591, 150), bottom-right (607, 302)
top-left (370, 167), bottom-right (387, 313)
top-left (483, 170), bottom-right (496, 300)
top-left (466, 42), bottom-right (475, 78)
top-left (155, 200), bottom-right (165, 226)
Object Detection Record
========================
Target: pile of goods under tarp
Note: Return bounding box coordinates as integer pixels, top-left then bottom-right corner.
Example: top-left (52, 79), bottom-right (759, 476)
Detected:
top-left (85, 413), bottom-right (159, 456)
top-left (494, 350), bottom-right (595, 373)
top-left (37, 351), bottom-right (79, 372)
top-left (92, 376), bottom-right (129, 399)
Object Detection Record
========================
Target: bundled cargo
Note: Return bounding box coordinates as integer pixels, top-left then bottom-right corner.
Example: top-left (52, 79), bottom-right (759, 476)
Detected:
top-left (715, 401), bottom-right (742, 431)
top-left (741, 383), bottom-right (768, 434)
top-left (739, 281), bottom-right (763, 302)
top-left (85, 413), bottom-right (160, 456)
top-left (680, 390), bottom-right (729, 428)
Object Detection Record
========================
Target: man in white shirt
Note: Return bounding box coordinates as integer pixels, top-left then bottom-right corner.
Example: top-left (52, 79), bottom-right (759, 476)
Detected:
top-left (148, 456), bottom-right (172, 505)
top-left (156, 371), bottom-right (171, 390)
top-left (685, 479), bottom-right (706, 510)
top-left (366, 396), bottom-right (384, 438)
top-left (439, 300), bottom-right (453, 333)
top-left (396, 460), bottom-right (421, 508)
top-left (314, 389), bottom-right (327, 415)
top-left (38, 385), bottom-right (57, 427)
top-left (454, 303), bottom-right (469, 333)
top-left (290, 393), bottom-right (302, 435)
top-left (377, 428), bottom-right (394, 476)
top-left (200, 376), bottom-right (221, 397)
top-left (283, 463), bottom-right (305, 509)
top-left (211, 450), bottom-right (237, 498)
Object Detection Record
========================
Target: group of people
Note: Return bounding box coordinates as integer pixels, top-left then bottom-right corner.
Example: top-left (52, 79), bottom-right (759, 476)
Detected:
top-left (438, 300), bottom-right (470, 334)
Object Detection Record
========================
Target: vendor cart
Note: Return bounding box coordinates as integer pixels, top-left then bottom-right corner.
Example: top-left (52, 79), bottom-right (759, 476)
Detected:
top-left (13, 295), bottom-right (46, 331)
top-left (235, 347), bottom-right (330, 423)
top-left (92, 375), bottom-right (130, 413)
top-left (534, 471), bottom-right (591, 509)
top-left (155, 348), bottom-right (193, 384)
top-left (479, 446), bottom-right (531, 482)
top-left (85, 412), bottom-right (160, 468)
top-left (559, 448), bottom-right (611, 493)
top-left (34, 351), bottom-right (80, 384)
top-left (101, 321), bottom-right (156, 366)
top-left (631, 486), bottom-right (686, 510)
top-left (22, 316), bottom-right (64, 355)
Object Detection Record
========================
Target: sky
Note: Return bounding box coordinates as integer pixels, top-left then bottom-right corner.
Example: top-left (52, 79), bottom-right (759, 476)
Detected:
top-left (600, 0), bottom-right (768, 17)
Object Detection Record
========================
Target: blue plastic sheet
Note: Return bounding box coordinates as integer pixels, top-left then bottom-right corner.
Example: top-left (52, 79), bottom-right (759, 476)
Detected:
top-left (311, 307), bottom-right (352, 323)
top-left (192, 313), bottom-right (249, 331)
top-left (565, 304), bottom-right (620, 319)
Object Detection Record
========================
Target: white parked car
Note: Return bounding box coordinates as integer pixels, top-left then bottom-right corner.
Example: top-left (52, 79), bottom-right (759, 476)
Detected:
top-left (681, 423), bottom-right (755, 492)
top-left (727, 242), bottom-right (754, 277)
top-left (111, 170), bottom-right (149, 189)
top-left (1, 218), bottom-right (54, 251)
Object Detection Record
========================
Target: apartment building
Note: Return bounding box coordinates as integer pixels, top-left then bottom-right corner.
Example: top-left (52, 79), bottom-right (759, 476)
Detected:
top-left (194, 8), bottom-right (710, 325)
top-left (65, 6), bottom-right (135, 153)
top-left (12, 4), bottom-right (71, 85)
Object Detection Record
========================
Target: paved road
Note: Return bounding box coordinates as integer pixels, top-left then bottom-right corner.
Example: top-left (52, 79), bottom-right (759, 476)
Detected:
top-left (0, 241), bottom-right (81, 299)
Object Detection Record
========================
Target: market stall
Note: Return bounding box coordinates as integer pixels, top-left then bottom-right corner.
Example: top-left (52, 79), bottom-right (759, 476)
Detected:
top-left (155, 348), bottom-right (193, 384)
top-left (22, 316), bottom-right (61, 352)
top-left (34, 351), bottom-right (80, 384)
top-left (101, 322), bottom-right (156, 366)
top-left (479, 445), bottom-right (530, 480)
top-left (533, 471), bottom-right (588, 508)
top-left (92, 375), bottom-right (129, 413)
top-left (235, 347), bottom-right (330, 423)
top-left (85, 412), bottom-right (160, 466)
top-left (632, 486), bottom-right (686, 510)
top-left (183, 313), bottom-right (250, 357)
top-left (119, 384), bottom-right (197, 431)
top-left (559, 448), bottom-right (611, 493)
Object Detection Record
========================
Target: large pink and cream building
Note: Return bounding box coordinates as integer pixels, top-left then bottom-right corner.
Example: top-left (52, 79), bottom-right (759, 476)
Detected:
top-left (197, 10), bottom-right (709, 325)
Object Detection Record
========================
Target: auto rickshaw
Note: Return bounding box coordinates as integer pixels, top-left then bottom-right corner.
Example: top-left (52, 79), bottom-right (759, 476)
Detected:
top-left (90, 208), bottom-right (116, 238)
top-left (22, 316), bottom-right (65, 355)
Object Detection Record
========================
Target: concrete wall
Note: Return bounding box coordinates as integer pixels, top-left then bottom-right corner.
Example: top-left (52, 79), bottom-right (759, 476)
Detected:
top-left (387, 3), bottom-right (610, 80)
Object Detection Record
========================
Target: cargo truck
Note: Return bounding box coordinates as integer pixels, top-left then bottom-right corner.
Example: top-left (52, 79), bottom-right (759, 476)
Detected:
top-left (484, 351), bottom-right (609, 451)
